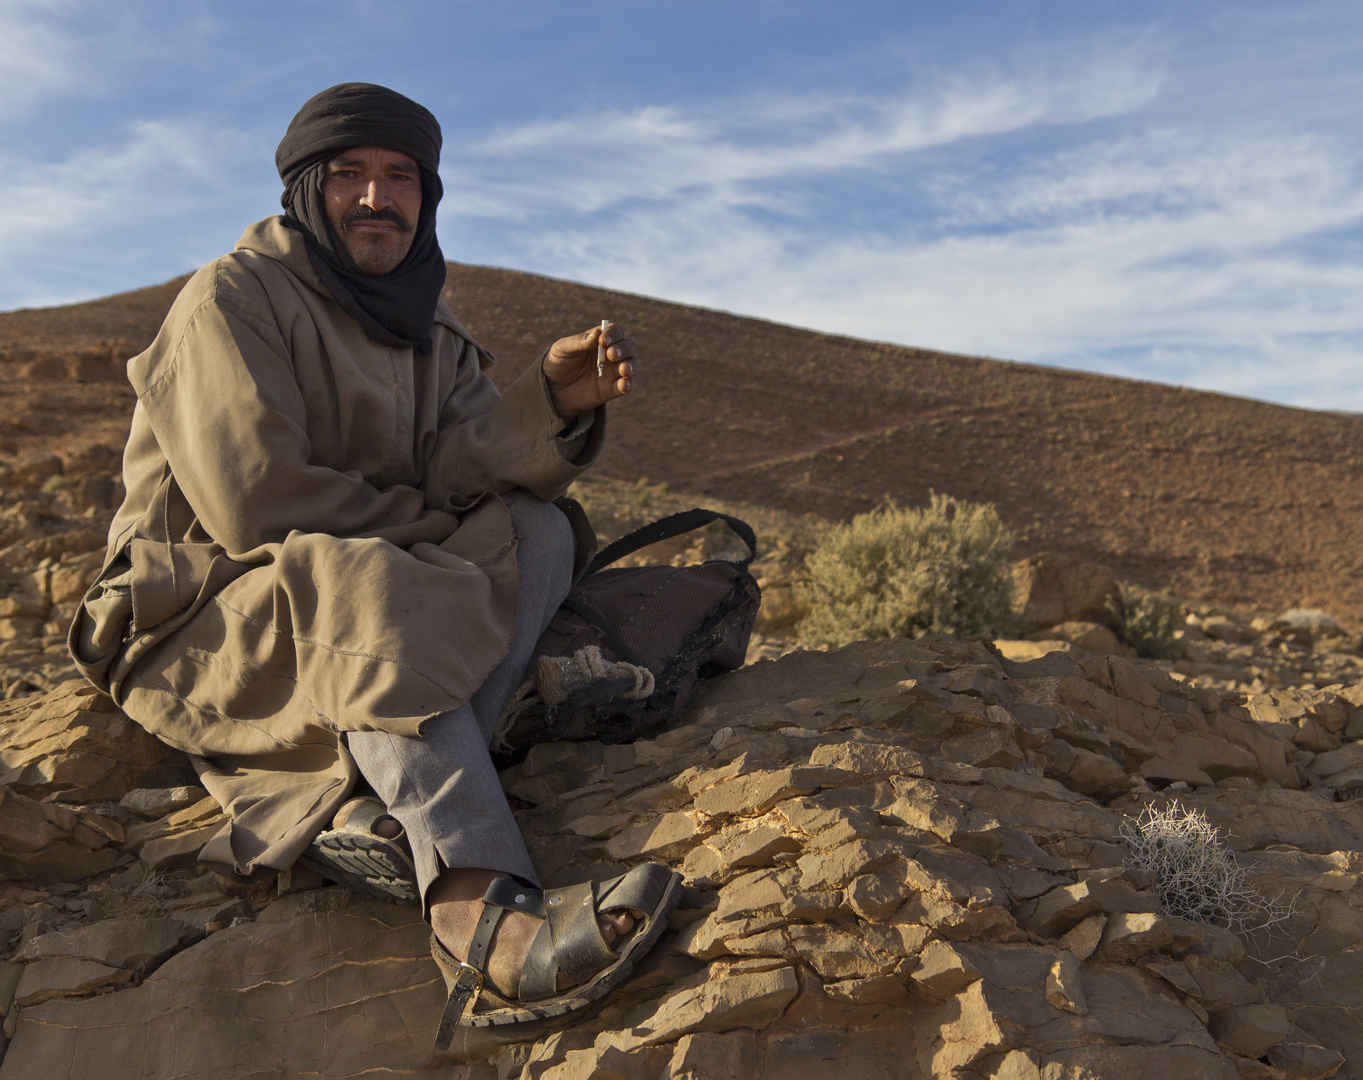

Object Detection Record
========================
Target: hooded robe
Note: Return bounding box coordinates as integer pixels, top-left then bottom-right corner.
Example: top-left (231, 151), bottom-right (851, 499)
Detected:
top-left (70, 216), bottom-right (603, 877)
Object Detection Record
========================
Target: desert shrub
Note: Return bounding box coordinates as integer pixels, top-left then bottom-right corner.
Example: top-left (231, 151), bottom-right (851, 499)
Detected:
top-left (796, 495), bottom-right (1016, 649)
top-left (1119, 802), bottom-right (1291, 934)
top-left (1110, 582), bottom-right (1182, 658)
top-left (631, 477), bottom-right (669, 509)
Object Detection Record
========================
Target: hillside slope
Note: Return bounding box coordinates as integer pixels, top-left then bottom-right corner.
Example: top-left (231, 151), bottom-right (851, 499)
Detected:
top-left (2, 263), bottom-right (1361, 620)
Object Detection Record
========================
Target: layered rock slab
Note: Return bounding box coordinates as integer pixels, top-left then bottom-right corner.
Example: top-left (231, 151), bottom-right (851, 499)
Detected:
top-left (2, 634), bottom-right (1361, 1078)
top-left (0, 898), bottom-right (462, 1080)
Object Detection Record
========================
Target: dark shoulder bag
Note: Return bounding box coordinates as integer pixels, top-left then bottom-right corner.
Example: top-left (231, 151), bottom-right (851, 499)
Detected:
top-left (491, 508), bottom-right (761, 766)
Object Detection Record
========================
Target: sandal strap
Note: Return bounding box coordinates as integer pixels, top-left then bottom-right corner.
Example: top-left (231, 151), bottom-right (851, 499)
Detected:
top-left (519, 920), bottom-right (559, 1001)
top-left (466, 901), bottom-right (503, 973)
top-left (484, 876), bottom-right (547, 918)
top-left (431, 936), bottom-right (483, 1052)
top-left (596, 863), bottom-right (673, 912)
top-left (546, 881), bottom-right (619, 987)
top-left (467, 878), bottom-right (546, 972)
top-left (518, 865), bottom-right (678, 1003)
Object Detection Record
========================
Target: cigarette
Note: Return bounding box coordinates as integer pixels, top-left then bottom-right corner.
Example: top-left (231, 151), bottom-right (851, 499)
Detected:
top-left (597, 319), bottom-right (608, 378)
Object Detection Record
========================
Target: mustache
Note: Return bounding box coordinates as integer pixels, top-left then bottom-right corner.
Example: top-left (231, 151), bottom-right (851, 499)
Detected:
top-left (340, 206), bottom-right (414, 233)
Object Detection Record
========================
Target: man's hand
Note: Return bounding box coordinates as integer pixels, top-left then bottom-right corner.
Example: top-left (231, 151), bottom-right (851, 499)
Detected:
top-left (543, 322), bottom-right (638, 420)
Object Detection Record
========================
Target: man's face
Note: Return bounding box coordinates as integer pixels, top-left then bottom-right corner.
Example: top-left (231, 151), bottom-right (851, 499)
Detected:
top-left (322, 146), bottom-right (422, 275)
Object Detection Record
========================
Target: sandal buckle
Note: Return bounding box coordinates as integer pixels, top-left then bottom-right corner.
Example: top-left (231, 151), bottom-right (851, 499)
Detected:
top-left (453, 960), bottom-right (484, 999)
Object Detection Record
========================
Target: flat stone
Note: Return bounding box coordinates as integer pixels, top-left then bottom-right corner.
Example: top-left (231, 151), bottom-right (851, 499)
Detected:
top-left (779, 890), bottom-right (842, 922)
top-left (823, 974), bottom-right (909, 1006)
top-left (787, 925), bottom-right (890, 981)
top-left (911, 940), bottom-right (981, 1001)
top-left (1208, 1003), bottom-right (1292, 1058)
top-left (693, 767), bottom-right (850, 818)
top-left (14, 957), bottom-right (130, 1006)
top-left (0, 842), bottom-right (120, 885)
top-left (0, 790), bottom-right (71, 853)
top-left (714, 870), bottom-right (789, 922)
top-left (119, 786), bottom-right (208, 817)
top-left (1140, 757), bottom-right (1216, 787)
top-left (547, 1044), bottom-right (667, 1080)
top-left (1058, 914), bottom-right (1106, 961)
top-left (844, 870), bottom-right (910, 921)
top-left (796, 838), bottom-right (898, 890)
top-left (1037, 1044), bottom-right (1238, 1079)
top-left (603, 811), bottom-right (699, 860)
top-left (1266, 1041), bottom-right (1346, 1079)
top-left (613, 966), bottom-right (799, 1050)
top-left (1093, 911), bottom-right (1175, 962)
top-left (1185, 955), bottom-right (1263, 1010)
top-left (139, 823), bottom-right (223, 872)
top-left (1143, 958), bottom-right (1201, 999)
top-left (2, 898), bottom-right (510, 1076)
top-left (1022, 877), bottom-right (1157, 937)
top-left (16, 917), bottom-right (201, 973)
top-left (667, 1031), bottom-right (757, 1080)
top-left (710, 822), bottom-right (801, 870)
top-left (0, 961), bottom-right (24, 1014)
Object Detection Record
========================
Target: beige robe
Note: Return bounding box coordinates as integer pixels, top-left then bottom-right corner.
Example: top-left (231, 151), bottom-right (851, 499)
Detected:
top-left (70, 217), bottom-right (602, 877)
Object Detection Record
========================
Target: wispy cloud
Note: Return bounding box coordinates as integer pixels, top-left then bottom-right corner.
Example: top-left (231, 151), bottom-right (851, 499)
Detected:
top-left (0, 118), bottom-right (268, 307)
top-left (455, 54), bottom-right (1162, 219)
top-left (442, 52), bottom-right (1363, 409)
top-left (0, 0), bottom-right (78, 112)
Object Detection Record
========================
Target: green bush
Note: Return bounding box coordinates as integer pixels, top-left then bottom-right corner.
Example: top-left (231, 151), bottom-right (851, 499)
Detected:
top-left (797, 495), bottom-right (1016, 649)
top-left (1111, 583), bottom-right (1182, 658)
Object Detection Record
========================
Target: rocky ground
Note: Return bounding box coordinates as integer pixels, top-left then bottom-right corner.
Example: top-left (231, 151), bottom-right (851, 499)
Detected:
top-left (3, 625), bottom-right (1363, 1078)
top-left (2, 452), bottom-right (1363, 1077)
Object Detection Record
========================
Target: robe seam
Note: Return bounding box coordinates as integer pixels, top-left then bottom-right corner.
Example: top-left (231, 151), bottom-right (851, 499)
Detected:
top-left (173, 643), bottom-right (338, 731)
top-left (125, 671), bottom-right (304, 749)
top-left (210, 594), bottom-right (467, 699)
top-left (137, 296), bottom-right (214, 397)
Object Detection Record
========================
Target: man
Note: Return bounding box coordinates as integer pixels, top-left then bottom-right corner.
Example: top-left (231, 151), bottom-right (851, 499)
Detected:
top-left (70, 83), bottom-right (680, 1041)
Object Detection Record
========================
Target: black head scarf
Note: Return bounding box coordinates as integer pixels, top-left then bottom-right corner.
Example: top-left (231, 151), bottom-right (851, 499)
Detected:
top-left (276, 82), bottom-right (446, 352)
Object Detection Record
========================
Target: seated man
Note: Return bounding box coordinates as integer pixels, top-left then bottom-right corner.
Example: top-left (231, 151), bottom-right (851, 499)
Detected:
top-left (70, 83), bottom-right (680, 1041)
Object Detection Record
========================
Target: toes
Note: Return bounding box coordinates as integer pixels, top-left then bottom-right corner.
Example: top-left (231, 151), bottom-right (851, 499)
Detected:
top-left (598, 906), bottom-right (649, 944)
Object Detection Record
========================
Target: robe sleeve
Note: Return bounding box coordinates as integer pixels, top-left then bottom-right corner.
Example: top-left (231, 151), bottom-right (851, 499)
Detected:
top-left (421, 340), bottom-right (606, 512)
top-left (132, 287), bottom-right (458, 557)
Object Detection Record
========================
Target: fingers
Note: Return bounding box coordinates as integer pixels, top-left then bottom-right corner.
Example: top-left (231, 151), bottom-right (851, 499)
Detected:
top-left (598, 321), bottom-right (638, 397)
top-left (602, 334), bottom-right (636, 366)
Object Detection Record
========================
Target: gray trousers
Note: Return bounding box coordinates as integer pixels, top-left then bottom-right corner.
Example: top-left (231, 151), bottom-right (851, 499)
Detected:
top-left (346, 493), bottom-right (574, 902)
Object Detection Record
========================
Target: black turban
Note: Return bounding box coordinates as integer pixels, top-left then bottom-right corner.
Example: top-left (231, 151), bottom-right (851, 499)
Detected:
top-left (276, 83), bottom-right (446, 352)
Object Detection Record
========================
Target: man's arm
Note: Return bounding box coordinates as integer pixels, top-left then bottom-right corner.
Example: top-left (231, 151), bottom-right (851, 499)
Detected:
top-left (422, 323), bottom-right (638, 508)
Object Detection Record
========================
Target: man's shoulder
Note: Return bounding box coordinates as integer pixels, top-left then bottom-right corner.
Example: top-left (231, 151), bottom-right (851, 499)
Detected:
top-left (168, 219), bottom-right (318, 326)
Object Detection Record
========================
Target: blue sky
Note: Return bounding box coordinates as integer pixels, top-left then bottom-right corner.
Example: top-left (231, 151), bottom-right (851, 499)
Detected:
top-left (4, 1), bottom-right (1363, 411)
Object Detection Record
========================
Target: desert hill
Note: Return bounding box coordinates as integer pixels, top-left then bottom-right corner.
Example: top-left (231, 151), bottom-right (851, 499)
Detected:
top-left (3, 263), bottom-right (1361, 622)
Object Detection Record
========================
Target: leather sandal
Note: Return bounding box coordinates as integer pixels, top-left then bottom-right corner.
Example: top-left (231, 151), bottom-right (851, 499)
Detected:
top-left (298, 796), bottom-right (420, 905)
top-left (431, 862), bottom-right (683, 1046)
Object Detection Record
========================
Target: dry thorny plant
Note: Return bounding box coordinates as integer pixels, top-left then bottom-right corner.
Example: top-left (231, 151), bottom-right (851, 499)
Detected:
top-left (1119, 801), bottom-right (1297, 938)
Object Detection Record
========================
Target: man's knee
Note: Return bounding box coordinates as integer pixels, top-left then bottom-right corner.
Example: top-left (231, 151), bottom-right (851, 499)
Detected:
top-left (506, 493), bottom-right (571, 545)
top-left (505, 494), bottom-right (575, 584)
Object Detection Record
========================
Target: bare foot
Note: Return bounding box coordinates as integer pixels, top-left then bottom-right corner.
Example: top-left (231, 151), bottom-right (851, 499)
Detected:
top-left (428, 868), bottom-right (639, 997)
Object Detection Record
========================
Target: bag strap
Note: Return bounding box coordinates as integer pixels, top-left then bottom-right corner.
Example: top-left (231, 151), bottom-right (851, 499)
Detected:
top-left (584, 508), bottom-right (758, 576)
